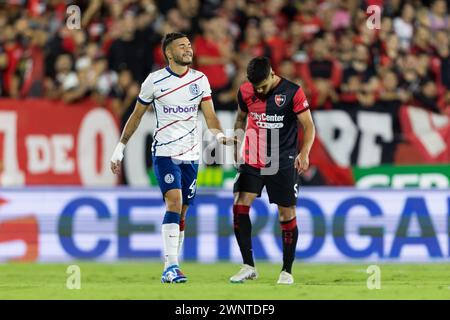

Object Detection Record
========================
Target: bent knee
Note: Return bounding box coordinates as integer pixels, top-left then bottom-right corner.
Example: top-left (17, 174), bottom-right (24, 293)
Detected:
top-left (278, 206), bottom-right (296, 221)
top-left (165, 192), bottom-right (182, 213)
top-left (234, 192), bottom-right (257, 207)
top-left (166, 203), bottom-right (182, 213)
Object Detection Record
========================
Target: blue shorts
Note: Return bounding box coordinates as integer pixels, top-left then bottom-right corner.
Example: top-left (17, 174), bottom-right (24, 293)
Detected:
top-left (153, 156), bottom-right (199, 205)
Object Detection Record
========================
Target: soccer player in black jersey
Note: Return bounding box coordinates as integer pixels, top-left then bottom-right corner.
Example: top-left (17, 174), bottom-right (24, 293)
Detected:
top-left (231, 57), bottom-right (316, 284)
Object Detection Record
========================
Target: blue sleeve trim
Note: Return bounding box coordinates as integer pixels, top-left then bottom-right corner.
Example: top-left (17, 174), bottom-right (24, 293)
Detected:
top-left (137, 96), bottom-right (152, 105)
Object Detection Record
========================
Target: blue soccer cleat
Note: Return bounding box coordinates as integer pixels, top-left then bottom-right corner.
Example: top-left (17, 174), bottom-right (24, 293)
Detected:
top-left (161, 265), bottom-right (187, 283)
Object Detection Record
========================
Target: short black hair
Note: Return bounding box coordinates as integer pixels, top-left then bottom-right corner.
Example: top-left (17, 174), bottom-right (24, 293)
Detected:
top-left (247, 56), bottom-right (272, 85)
top-left (161, 32), bottom-right (188, 62)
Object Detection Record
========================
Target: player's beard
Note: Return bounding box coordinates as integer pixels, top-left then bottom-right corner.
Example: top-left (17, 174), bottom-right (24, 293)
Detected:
top-left (255, 89), bottom-right (270, 100)
top-left (255, 91), bottom-right (267, 100)
top-left (173, 54), bottom-right (192, 66)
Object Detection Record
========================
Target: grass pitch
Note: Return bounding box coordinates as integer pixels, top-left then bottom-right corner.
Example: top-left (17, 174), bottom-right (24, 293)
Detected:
top-left (0, 262), bottom-right (449, 300)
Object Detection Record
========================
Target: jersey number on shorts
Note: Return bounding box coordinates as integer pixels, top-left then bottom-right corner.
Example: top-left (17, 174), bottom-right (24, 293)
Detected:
top-left (187, 179), bottom-right (197, 199)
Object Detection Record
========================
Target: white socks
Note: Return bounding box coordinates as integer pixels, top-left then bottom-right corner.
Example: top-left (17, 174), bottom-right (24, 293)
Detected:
top-left (178, 230), bottom-right (185, 256)
top-left (162, 211), bottom-right (186, 270)
top-left (162, 223), bottom-right (180, 269)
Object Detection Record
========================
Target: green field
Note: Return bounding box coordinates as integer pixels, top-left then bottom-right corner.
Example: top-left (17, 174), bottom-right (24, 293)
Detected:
top-left (1, 262), bottom-right (450, 300)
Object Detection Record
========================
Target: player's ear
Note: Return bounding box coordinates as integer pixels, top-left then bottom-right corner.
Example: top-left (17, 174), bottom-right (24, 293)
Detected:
top-left (165, 46), bottom-right (172, 61)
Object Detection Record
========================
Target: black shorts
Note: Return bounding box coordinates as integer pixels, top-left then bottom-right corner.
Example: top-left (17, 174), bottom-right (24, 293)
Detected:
top-left (233, 163), bottom-right (300, 207)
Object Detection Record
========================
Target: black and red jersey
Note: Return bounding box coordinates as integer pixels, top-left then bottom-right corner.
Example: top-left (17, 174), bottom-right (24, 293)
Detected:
top-left (237, 78), bottom-right (309, 169)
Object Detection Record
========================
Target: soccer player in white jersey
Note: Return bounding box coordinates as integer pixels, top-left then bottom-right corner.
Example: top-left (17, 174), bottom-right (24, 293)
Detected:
top-left (110, 32), bottom-right (233, 283)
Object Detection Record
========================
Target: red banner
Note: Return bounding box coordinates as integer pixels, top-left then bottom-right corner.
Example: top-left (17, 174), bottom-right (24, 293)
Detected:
top-left (0, 99), bottom-right (120, 186)
top-left (1, 99), bottom-right (448, 186)
top-left (400, 106), bottom-right (450, 163)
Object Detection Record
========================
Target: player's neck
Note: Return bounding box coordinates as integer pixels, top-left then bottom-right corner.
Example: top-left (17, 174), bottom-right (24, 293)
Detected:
top-left (167, 63), bottom-right (189, 77)
top-left (270, 75), bottom-right (281, 91)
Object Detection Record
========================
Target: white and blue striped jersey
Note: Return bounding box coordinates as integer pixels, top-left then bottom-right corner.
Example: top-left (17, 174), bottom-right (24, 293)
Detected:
top-left (138, 67), bottom-right (212, 161)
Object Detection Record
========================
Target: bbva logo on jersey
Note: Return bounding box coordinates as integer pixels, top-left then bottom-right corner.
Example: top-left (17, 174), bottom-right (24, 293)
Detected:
top-left (274, 94), bottom-right (286, 107)
top-left (189, 83), bottom-right (201, 96)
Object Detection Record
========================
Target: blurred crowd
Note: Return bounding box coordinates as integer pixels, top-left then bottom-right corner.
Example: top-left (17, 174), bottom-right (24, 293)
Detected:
top-left (1, 0), bottom-right (450, 118)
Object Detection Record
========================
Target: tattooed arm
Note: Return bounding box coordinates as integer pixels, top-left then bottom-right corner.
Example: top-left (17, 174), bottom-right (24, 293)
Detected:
top-left (111, 100), bottom-right (149, 174)
top-left (233, 107), bottom-right (247, 166)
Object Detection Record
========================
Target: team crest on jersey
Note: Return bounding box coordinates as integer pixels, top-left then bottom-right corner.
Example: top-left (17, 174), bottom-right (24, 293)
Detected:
top-left (189, 83), bottom-right (200, 96)
top-left (274, 94), bottom-right (286, 107)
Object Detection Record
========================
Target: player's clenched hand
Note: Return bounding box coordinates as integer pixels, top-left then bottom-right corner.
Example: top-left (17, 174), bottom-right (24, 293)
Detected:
top-left (216, 132), bottom-right (238, 146)
top-left (110, 142), bottom-right (125, 175)
top-left (295, 152), bottom-right (309, 174)
top-left (111, 160), bottom-right (122, 175)
top-left (220, 136), bottom-right (239, 146)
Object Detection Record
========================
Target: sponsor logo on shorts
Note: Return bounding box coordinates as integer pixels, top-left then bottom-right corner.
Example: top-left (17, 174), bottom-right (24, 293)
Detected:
top-left (164, 173), bottom-right (175, 184)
